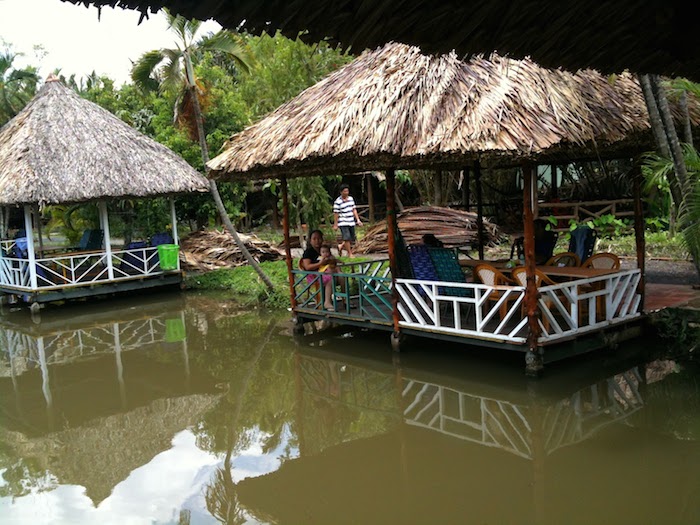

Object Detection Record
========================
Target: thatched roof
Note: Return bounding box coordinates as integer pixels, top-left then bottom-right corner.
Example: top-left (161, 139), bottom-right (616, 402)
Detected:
top-left (207, 43), bottom-right (700, 181)
top-left (0, 76), bottom-right (209, 207)
top-left (63, 0), bottom-right (700, 82)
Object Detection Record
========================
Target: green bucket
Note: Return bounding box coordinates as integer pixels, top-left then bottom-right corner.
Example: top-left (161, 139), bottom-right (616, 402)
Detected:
top-left (165, 318), bottom-right (186, 342)
top-left (157, 244), bottom-right (180, 271)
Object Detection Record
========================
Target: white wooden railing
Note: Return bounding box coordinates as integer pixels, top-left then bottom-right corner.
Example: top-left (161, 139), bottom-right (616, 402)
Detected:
top-left (396, 269), bottom-right (641, 344)
top-left (0, 245), bottom-right (178, 292)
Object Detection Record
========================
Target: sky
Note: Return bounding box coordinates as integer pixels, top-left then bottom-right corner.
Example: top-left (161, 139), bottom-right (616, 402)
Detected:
top-left (0, 0), bottom-right (222, 86)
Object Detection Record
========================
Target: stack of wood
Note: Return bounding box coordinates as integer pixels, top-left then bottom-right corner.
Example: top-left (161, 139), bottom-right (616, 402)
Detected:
top-left (354, 206), bottom-right (500, 254)
top-left (179, 229), bottom-right (284, 272)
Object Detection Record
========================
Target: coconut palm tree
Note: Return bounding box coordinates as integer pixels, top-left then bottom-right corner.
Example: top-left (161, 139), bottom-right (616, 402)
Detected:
top-left (0, 48), bottom-right (39, 125)
top-left (131, 10), bottom-right (274, 291)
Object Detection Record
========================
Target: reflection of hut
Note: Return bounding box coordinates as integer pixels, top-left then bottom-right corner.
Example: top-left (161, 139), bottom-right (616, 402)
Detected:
top-left (0, 76), bottom-right (209, 307)
top-left (236, 347), bottom-right (698, 525)
top-left (208, 43), bottom-right (700, 373)
top-left (0, 296), bottom-right (222, 504)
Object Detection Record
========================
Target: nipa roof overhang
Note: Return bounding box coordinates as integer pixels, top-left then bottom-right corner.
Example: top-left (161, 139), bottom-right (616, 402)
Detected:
top-left (207, 43), bottom-right (700, 181)
top-left (0, 77), bottom-right (210, 207)
top-left (62, 0), bottom-right (700, 83)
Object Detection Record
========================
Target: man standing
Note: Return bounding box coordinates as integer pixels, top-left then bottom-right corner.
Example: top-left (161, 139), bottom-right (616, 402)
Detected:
top-left (333, 183), bottom-right (363, 257)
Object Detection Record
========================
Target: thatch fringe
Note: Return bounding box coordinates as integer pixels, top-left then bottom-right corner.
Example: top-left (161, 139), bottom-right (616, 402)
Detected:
top-left (355, 206), bottom-right (499, 254)
top-left (0, 76), bottom-right (209, 207)
top-left (208, 43), bottom-right (700, 180)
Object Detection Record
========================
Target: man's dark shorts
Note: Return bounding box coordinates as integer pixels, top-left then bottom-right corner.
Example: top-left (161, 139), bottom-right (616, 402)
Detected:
top-left (339, 225), bottom-right (356, 241)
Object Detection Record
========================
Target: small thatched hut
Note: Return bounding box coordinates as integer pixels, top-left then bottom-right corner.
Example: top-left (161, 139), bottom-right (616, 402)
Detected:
top-left (0, 76), bottom-right (209, 307)
top-left (0, 75), bottom-right (208, 207)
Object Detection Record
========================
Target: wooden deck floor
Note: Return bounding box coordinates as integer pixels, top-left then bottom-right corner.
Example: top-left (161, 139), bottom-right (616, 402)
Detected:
top-left (644, 283), bottom-right (700, 312)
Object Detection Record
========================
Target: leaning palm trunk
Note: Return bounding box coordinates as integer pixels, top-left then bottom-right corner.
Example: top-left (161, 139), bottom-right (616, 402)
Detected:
top-left (184, 53), bottom-right (275, 291)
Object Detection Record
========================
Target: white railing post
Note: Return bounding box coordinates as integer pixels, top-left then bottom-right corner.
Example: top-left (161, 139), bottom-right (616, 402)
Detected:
top-left (99, 201), bottom-right (114, 280)
top-left (23, 205), bottom-right (37, 290)
top-left (170, 197), bottom-right (179, 245)
top-left (170, 197), bottom-right (180, 271)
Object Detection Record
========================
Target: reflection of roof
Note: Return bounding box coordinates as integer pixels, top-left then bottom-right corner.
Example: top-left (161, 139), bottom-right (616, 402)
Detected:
top-left (0, 77), bottom-right (208, 207)
top-left (68, 1), bottom-right (700, 82)
top-left (208, 43), bottom-right (700, 179)
top-left (2, 392), bottom-right (221, 504)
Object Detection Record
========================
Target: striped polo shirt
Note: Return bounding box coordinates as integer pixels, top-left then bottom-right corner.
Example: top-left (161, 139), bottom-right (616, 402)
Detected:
top-left (333, 196), bottom-right (357, 226)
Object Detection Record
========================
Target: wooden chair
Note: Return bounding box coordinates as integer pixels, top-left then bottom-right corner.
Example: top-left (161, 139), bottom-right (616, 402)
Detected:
top-left (580, 253), bottom-right (620, 322)
top-left (511, 267), bottom-right (560, 331)
top-left (545, 252), bottom-right (581, 267)
top-left (581, 252), bottom-right (620, 270)
top-left (474, 263), bottom-right (516, 321)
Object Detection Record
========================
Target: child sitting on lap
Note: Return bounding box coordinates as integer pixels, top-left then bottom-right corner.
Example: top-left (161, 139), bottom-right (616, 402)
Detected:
top-left (319, 243), bottom-right (339, 310)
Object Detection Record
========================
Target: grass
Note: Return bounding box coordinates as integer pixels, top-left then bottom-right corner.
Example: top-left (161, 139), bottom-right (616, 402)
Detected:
top-left (185, 230), bottom-right (693, 308)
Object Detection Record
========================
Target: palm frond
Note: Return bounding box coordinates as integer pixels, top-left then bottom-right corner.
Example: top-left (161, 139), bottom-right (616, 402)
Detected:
top-left (130, 49), bottom-right (166, 92)
top-left (200, 31), bottom-right (253, 73)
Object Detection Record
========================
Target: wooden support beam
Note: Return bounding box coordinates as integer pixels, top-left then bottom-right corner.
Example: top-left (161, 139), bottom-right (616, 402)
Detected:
top-left (99, 201), bottom-right (114, 280)
top-left (632, 163), bottom-right (646, 311)
top-left (523, 164), bottom-right (543, 375)
top-left (475, 161), bottom-right (484, 260)
top-left (281, 176), bottom-right (297, 311)
top-left (23, 205), bottom-right (37, 290)
top-left (367, 173), bottom-right (375, 223)
top-left (386, 169), bottom-right (401, 339)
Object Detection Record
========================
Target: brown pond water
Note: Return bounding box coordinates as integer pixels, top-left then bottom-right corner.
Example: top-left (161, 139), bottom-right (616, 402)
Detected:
top-left (0, 290), bottom-right (698, 525)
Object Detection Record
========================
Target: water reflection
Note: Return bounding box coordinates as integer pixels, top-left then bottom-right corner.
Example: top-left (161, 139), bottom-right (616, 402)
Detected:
top-left (0, 294), bottom-right (698, 525)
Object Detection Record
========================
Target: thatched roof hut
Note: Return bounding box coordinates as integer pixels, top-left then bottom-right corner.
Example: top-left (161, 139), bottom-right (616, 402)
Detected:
top-left (207, 43), bottom-right (700, 181)
top-left (64, 0), bottom-right (700, 82)
top-left (0, 76), bottom-right (209, 208)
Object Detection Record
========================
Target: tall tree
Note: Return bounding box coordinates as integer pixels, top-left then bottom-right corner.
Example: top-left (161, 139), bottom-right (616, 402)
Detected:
top-left (0, 47), bottom-right (39, 125)
top-left (132, 10), bottom-right (274, 291)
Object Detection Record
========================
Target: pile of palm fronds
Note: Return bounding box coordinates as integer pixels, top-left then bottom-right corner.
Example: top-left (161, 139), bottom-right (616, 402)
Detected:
top-left (180, 229), bottom-right (284, 271)
top-left (354, 206), bottom-right (500, 254)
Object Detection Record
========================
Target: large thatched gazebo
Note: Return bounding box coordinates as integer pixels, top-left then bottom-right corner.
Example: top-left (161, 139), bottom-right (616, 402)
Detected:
top-left (207, 43), bottom-right (700, 373)
top-left (208, 43), bottom-right (699, 177)
top-left (0, 76), bottom-right (209, 307)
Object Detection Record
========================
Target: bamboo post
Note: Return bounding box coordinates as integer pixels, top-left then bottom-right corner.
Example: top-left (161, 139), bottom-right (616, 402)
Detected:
top-left (550, 164), bottom-right (558, 199)
top-left (523, 163), bottom-right (543, 375)
top-left (632, 163), bottom-right (646, 311)
top-left (99, 201), bottom-right (114, 280)
top-left (281, 176), bottom-right (298, 312)
top-left (475, 161), bottom-right (485, 260)
top-left (462, 168), bottom-right (471, 212)
top-left (169, 197), bottom-right (179, 245)
top-left (23, 205), bottom-right (37, 290)
top-left (386, 169), bottom-right (401, 345)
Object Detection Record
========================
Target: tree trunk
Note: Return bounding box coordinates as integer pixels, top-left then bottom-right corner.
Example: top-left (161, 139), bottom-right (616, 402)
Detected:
top-left (679, 90), bottom-right (694, 147)
top-left (639, 74), bottom-right (684, 214)
top-left (652, 75), bottom-right (689, 193)
top-left (184, 52), bottom-right (274, 291)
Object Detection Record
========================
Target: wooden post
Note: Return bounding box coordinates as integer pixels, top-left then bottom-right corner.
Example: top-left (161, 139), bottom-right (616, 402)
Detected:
top-left (99, 201), bottom-right (114, 280)
top-left (475, 160), bottom-right (485, 260)
top-left (434, 170), bottom-right (443, 206)
top-left (550, 164), bottom-right (558, 199)
top-left (523, 163), bottom-right (543, 375)
top-left (632, 163), bottom-right (646, 310)
top-left (281, 176), bottom-right (297, 311)
top-left (23, 204), bottom-right (37, 290)
top-left (462, 168), bottom-right (471, 212)
top-left (386, 169), bottom-right (401, 344)
top-left (367, 173), bottom-right (375, 223)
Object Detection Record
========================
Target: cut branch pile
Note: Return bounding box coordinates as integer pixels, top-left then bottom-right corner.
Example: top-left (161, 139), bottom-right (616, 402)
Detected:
top-left (354, 206), bottom-right (500, 254)
top-left (179, 229), bottom-right (284, 272)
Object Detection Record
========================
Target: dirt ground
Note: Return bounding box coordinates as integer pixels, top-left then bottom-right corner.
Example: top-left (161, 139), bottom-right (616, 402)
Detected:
top-left (621, 258), bottom-right (699, 286)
